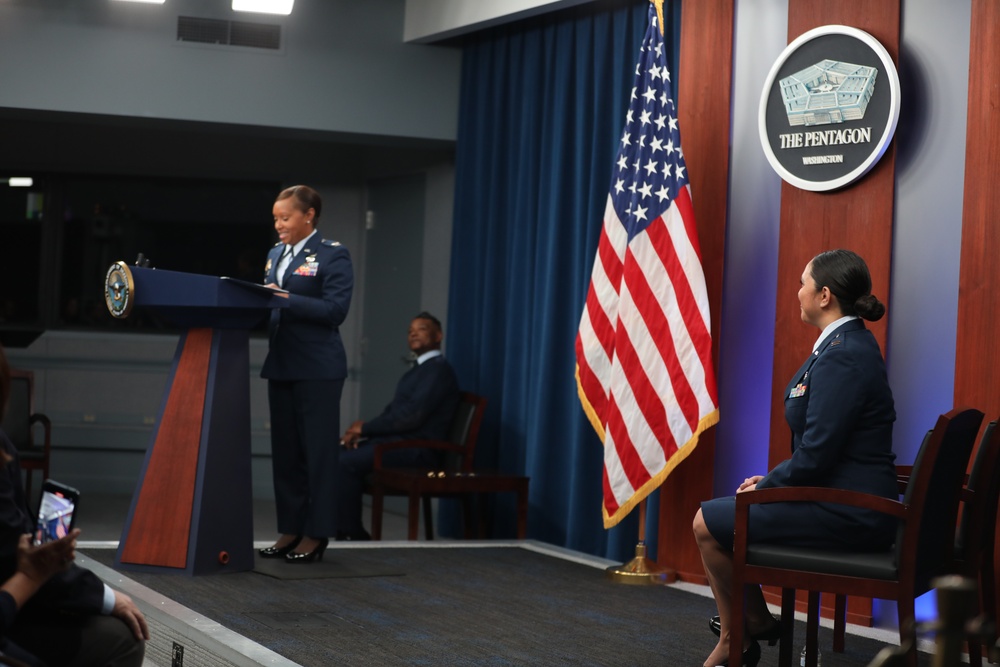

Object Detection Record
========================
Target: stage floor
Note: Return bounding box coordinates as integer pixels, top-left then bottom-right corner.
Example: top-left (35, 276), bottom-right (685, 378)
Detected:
top-left (76, 495), bottom-right (933, 667)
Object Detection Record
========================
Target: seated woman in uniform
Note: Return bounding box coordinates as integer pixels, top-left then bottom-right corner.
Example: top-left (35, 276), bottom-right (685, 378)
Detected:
top-left (693, 249), bottom-right (897, 667)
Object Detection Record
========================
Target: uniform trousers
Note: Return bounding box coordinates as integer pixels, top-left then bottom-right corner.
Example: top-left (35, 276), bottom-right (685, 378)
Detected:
top-left (268, 378), bottom-right (343, 538)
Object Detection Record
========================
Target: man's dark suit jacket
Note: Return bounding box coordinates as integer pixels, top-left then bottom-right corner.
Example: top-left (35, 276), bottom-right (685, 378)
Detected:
top-left (361, 354), bottom-right (460, 444)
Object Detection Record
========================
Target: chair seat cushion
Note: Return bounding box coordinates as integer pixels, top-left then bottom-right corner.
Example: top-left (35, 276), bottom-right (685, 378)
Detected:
top-left (747, 544), bottom-right (897, 580)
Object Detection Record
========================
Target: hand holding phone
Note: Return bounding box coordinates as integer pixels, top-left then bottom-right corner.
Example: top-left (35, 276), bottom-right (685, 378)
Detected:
top-left (18, 530), bottom-right (80, 582)
top-left (33, 480), bottom-right (80, 546)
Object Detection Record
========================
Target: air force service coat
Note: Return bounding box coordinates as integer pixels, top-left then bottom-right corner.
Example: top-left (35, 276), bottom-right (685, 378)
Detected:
top-left (260, 231), bottom-right (353, 381)
top-left (701, 318), bottom-right (897, 552)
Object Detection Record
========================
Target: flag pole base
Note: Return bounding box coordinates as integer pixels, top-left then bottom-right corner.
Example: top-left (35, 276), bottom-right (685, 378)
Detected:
top-left (605, 542), bottom-right (677, 585)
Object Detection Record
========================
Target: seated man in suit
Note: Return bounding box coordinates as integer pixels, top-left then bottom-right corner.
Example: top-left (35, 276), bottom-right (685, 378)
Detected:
top-left (337, 312), bottom-right (460, 540)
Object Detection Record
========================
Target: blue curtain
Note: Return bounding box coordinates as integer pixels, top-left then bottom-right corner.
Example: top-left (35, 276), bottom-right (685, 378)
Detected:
top-left (445, 0), bottom-right (682, 561)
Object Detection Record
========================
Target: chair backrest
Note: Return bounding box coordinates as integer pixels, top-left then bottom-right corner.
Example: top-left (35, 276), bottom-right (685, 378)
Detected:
top-left (958, 421), bottom-right (1000, 561)
top-left (897, 407), bottom-right (983, 581)
top-left (0, 369), bottom-right (33, 450)
top-left (442, 391), bottom-right (487, 473)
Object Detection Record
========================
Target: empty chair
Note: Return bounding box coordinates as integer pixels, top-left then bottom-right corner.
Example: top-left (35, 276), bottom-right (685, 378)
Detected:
top-left (0, 369), bottom-right (52, 501)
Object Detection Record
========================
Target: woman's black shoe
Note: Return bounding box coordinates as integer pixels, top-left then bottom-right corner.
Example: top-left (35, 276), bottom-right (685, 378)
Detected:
top-left (285, 538), bottom-right (329, 564)
top-left (709, 616), bottom-right (780, 646)
top-left (715, 640), bottom-right (761, 667)
top-left (258, 536), bottom-right (301, 559)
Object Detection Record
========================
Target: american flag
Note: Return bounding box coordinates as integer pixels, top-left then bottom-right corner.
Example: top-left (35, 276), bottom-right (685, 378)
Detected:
top-left (575, 4), bottom-right (719, 528)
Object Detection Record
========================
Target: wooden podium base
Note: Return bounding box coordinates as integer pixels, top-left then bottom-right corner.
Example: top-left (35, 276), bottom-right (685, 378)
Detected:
top-left (115, 328), bottom-right (254, 575)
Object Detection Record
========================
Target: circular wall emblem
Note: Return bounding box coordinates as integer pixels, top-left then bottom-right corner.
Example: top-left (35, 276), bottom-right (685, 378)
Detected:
top-left (104, 261), bottom-right (135, 318)
top-left (758, 25), bottom-right (900, 191)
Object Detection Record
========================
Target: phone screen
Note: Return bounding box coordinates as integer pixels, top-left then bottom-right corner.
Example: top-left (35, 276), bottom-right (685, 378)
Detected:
top-left (34, 484), bottom-right (78, 545)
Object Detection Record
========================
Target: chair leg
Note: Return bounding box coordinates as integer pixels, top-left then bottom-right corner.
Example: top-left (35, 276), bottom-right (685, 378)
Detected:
top-left (897, 596), bottom-right (918, 667)
top-left (805, 591), bottom-right (820, 667)
top-left (969, 637), bottom-right (984, 667)
top-left (779, 588), bottom-right (796, 667)
top-left (730, 581), bottom-right (746, 667)
top-left (371, 485), bottom-right (385, 540)
top-left (833, 593), bottom-right (846, 653)
top-left (422, 496), bottom-right (434, 541)
top-left (407, 493), bottom-right (420, 540)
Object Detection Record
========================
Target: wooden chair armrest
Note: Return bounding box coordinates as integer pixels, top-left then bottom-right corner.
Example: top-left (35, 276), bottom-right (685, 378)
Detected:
top-left (732, 486), bottom-right (907, 560)
top-left (734, 486), bottom-right (906, 522)
top-left (372, 439), bottom-right (463, 470)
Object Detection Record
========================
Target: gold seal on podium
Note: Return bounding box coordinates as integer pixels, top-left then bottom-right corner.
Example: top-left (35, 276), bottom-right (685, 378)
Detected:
top-left (104, 261), bottom-right (135, 318)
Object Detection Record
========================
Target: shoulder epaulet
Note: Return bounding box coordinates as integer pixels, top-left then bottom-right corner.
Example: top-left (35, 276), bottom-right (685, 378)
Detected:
top-left (322, 239), bottom-right (341, 247)
top-left (273, 241), bottom-right (282, 247)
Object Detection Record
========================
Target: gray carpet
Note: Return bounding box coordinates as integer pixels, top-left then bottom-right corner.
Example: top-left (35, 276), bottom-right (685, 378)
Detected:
top-left (83, 546), bottom-right (932, 667)
top-left (253, 552), bottom-right (404, 580)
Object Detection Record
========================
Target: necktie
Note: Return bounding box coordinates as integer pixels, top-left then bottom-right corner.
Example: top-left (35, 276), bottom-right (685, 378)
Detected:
top-left (276, 245), bottom-right (293, 286)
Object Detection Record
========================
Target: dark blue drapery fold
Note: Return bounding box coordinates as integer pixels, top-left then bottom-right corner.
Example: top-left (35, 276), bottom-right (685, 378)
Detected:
top-left (446, 0), bottom-right (682, 561)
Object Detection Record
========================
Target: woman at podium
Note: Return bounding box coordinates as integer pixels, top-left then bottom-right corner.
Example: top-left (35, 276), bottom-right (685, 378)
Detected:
top-left (259, 185), bottom-right (353, 563)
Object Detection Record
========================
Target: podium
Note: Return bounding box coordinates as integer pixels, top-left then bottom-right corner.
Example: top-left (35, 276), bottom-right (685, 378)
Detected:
top-left (107, 263), bottom-right (287, 575)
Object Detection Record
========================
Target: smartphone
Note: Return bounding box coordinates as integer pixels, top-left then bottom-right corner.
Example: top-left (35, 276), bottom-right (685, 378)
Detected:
top-left (33, 480), bottom-right (80, 546)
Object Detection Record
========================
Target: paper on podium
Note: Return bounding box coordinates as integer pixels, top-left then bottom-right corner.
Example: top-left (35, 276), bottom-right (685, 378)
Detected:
top-left (220, 276), bottom-right (289, 295)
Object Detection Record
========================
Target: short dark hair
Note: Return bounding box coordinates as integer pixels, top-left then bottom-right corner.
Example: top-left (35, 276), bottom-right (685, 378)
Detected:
top-left (275, 185), bottom-right (322, 225)
top-left (809, 249), bottom-right (886, 321)
top-left (413, 311), bottom-right (442, 331)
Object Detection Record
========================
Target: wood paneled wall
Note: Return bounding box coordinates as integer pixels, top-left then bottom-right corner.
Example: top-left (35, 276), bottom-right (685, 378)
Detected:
top-left (657, 0), bottom-right (734, 582)
top-left (954, 0), bottom-right (1000, 626)
top-left (954, 1), bottom-right (1000, 420)
top-left (764, 0), bottom-right (901, 626)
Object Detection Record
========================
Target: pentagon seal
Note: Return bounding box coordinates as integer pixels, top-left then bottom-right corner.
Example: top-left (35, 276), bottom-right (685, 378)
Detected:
top-left (105, 261), bottom-right (135, 318)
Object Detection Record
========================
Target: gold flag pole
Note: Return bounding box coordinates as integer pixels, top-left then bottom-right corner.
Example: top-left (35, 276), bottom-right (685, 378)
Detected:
top-left (650, 0), bottom-right (664, 37)
top-left (605, 498), bottom-right (677, 585)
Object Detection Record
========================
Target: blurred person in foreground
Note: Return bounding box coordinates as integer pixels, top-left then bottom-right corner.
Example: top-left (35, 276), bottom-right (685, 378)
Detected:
top-left (0, 344), bottom-right (147, 666)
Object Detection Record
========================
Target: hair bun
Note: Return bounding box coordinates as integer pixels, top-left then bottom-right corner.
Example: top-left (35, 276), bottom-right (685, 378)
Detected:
top-left (854, 294), bottom-right (885, 322)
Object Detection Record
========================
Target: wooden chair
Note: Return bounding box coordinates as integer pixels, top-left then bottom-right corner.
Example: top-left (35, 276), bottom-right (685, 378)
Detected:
top-left (0, 369), bottom-right (51, 502)
top-left (366, 391), bottom-right (487, 540)
top-left (730, 407), bottom-right (984, 667)
top-left (956, 420), bottom-right (1000, 667)
top-left (830, 420), bottom-right (1000, 666)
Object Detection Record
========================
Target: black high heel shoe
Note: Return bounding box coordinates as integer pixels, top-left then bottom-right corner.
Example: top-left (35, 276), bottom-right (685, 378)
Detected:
top-left (258, 536), bottom-right (302, 559)
top-left (715, 640), bottom-right (761, 667)
top-left (709, 615), bottom-right (780, 646)
top-left (285, 537), bottom-right (328, 564)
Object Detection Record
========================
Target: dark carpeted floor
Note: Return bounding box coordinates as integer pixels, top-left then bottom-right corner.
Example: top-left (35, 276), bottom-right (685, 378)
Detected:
top-left (84, 546), bottom-right (932, 667)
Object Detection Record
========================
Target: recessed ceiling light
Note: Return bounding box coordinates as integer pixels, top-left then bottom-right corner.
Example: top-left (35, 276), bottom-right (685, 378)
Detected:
top-left (232, 0), bottom-right (294, 15)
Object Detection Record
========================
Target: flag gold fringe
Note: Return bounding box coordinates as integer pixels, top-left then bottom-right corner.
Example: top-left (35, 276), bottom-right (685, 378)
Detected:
top-left (576, 363), bottom-right (720, 530)
top-left (575, 363), bottom-right (607, 443)
top-left (603, 408), bottom-right (719, 529)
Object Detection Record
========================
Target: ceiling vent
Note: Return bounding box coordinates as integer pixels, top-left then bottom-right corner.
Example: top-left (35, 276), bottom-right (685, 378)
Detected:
top-left (177, 16), bottom-right (282, 50)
